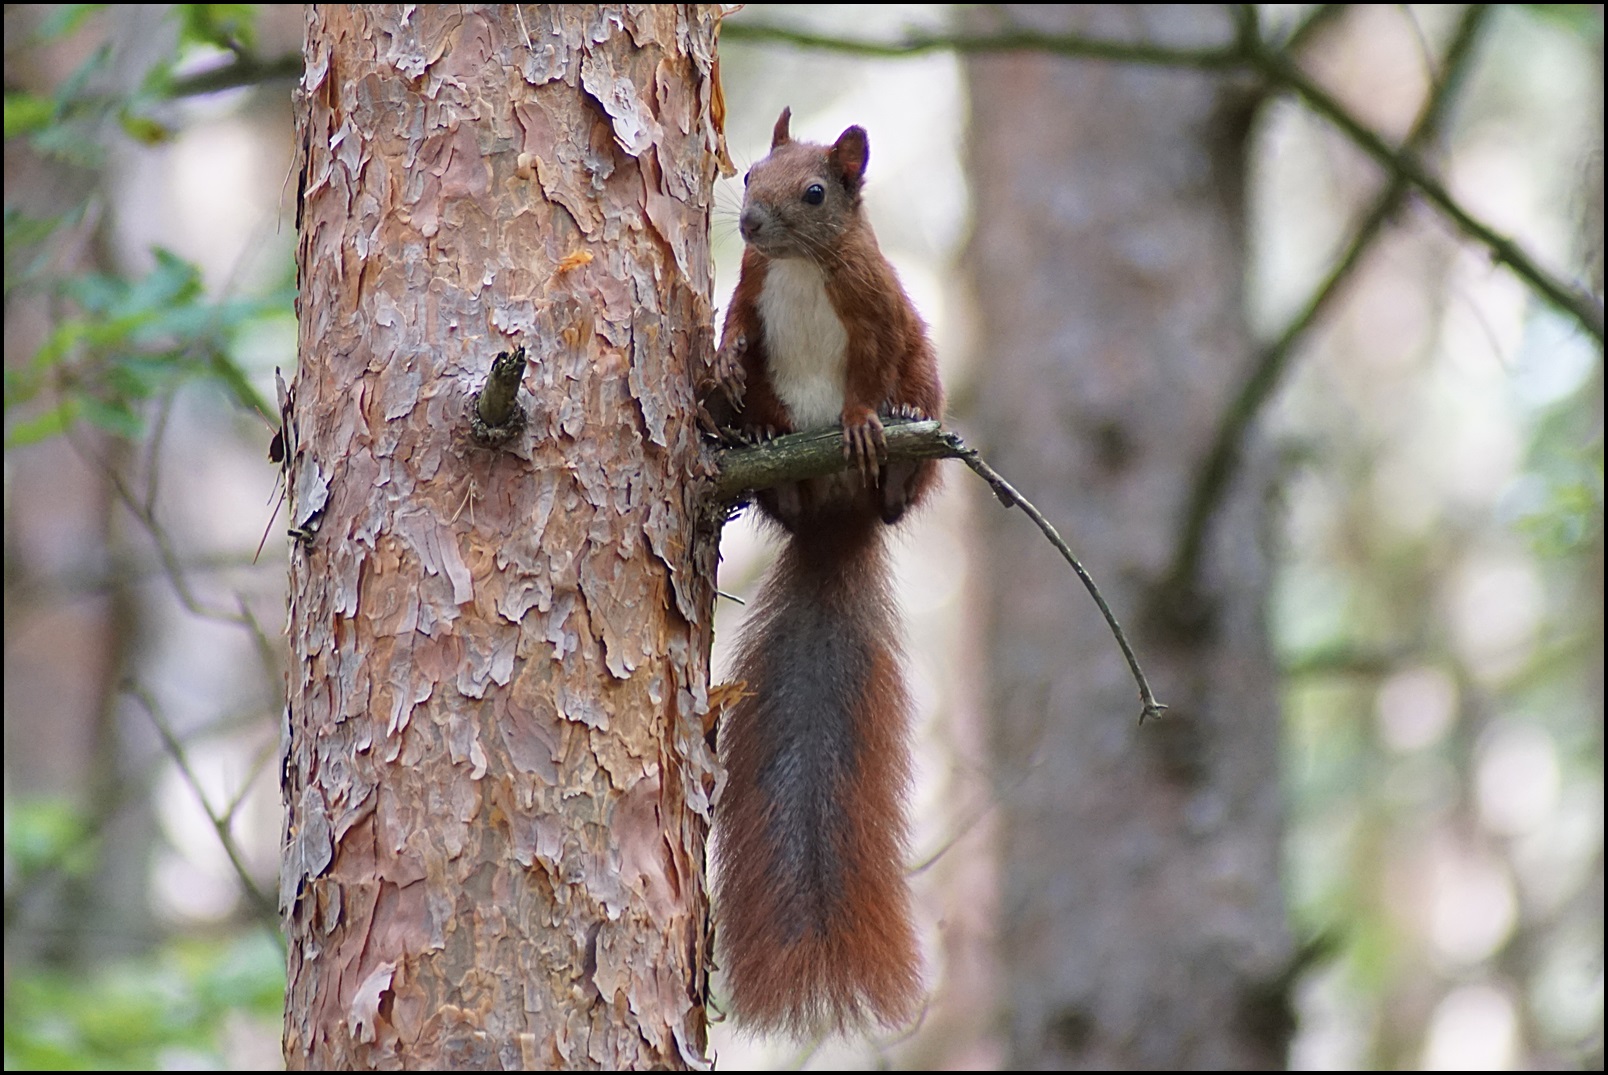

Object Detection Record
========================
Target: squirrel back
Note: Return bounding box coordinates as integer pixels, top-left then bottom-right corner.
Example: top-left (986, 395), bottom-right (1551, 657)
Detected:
top-left (709, 109), bottom-right (942, 1036)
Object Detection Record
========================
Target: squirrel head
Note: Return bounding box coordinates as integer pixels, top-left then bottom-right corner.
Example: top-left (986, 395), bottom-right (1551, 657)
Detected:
top-left (738, 107), bottom-right (871, 261)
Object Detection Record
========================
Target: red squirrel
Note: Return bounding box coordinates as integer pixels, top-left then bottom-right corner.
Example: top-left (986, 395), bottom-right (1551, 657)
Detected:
top-left (706, 108), bottom-right (943, 1036)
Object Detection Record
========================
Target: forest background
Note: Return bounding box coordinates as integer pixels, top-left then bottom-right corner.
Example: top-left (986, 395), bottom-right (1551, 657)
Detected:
top-left (3, 4), bottom-right (1601, 1069)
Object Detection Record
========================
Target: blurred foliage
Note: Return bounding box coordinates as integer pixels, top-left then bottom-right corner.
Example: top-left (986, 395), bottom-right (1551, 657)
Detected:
top-left (4, 5), bottom-right (291, 1069)
top-left (6, 3), bottom-right (261, 148)
top-left (1526, 4), bottom-right (1605, 39)
top-left (3, 928), bottom-right (284, 1070)
top-left (5, 796), bottom-right (100, 887)
top-left (4, 245), bottom-right (287, 444)
top-left (4, 797), bottom-right (285, 1070)
top-left (2, 3), bottom-right (287, 450)
top-left (1269, 8), bottom-right (1603, 1066)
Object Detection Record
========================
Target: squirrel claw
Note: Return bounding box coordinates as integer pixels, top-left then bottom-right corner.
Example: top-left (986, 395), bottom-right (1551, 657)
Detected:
top-left (841, 409), bottom-right (887, 485)
top-left (696, 401), bottom-right (722, 438)
top-left (885, 402), bottom-right (930, 422)
top-left (710, 333), bottom-right (748, 410)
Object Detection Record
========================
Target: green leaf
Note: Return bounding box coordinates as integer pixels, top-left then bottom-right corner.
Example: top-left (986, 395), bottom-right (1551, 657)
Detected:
top-left (79, 394), bottom-right (145, 438)
top-left (176, 4), bottom-right (260, 52)
top-left (118, 109), bottom-right (175, 146)
top-left (4, 400), bottom-right (80, 447)
top-left (53, 41), bottom-right (114, 115)
top-left (3, 91), bottom-right (55, 139)
top-left (132, 247), bottom-right (205, 310)
top-left (208, 349), bottom-right (275, 419)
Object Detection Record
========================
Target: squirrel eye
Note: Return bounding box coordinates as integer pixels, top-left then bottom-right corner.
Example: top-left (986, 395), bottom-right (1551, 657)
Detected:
top-left (803, 183), bottom-right (825, 206)
top-left (742, 170), bottom-right (751, 186)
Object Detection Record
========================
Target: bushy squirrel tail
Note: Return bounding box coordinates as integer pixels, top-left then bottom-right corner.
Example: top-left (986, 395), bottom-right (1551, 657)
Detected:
top-left (714, 514), bottom-right (922, 1036)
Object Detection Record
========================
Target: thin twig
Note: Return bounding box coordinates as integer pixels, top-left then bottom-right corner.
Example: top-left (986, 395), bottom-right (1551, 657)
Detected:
top-left (945, 437), bottom-right (1169, 725)
top-left (712, 420), bottom-right (1168, 724)
top-left (68, 423), bottom-right (248, 625)
top-left (126, 682), bottom-right (279, 929)
top-left (907, 794), bottom-right (996, 876)
top-left (237, 593), bottom-right (286, 707)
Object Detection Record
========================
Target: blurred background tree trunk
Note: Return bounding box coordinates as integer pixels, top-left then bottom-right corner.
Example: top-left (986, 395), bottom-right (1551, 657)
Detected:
top-left (2, 2), bottom-right (184, 969)
top-left (965, 5), bottom-right (1294, 1068)
top-left (283, 6), bottom-right (722, 1068)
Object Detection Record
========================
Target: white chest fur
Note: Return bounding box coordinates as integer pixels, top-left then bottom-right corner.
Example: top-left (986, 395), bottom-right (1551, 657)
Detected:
top-left (756, 259), bottom-right (848, 429)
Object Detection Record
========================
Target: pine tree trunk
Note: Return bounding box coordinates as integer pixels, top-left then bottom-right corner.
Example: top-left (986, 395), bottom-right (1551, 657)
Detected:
top-left (965, 5), bottom-right (1294, 1068)
top-left (282, 6), bottom-right (722, 1068)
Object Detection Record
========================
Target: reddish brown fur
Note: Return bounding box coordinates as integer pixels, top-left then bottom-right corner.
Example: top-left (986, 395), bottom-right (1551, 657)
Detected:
top-left (711, 108), bottom-right (943, 499)
top-left (707, 109), bottom-right (943, 1036)
top-left (716, 517), bottom-right (923, 1034)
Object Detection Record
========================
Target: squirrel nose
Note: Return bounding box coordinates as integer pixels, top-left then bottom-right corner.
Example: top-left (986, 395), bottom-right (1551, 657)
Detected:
top-left (739, 206), bottom-right (765, 242)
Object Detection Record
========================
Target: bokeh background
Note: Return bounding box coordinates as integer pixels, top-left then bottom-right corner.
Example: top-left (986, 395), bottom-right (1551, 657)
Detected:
top-left (5, 4), bottom-right (1600, 1069)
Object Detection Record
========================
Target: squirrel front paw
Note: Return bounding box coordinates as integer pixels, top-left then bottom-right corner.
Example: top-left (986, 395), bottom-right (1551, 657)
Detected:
top-left (840, 406), bottom-right (887, 484)
top-left (709, 332), bottom-right (748, 411)
top-left (697, 334), bottom-right (750, 439)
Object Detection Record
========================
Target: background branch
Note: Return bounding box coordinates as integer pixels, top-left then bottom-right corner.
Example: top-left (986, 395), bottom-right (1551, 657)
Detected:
top-left (719, 17), bottom-right (1241, 69)
top-left (1241, 12), bottom-right (1603, 342)
top-left (1163, 2), bottom-right (1497, 600)
top-left (126, 683), bottom-right (280, 931)
top-left (168, 52), bottom-right (303, 97)
top-left (722, 7), bottom-right (1603, 344)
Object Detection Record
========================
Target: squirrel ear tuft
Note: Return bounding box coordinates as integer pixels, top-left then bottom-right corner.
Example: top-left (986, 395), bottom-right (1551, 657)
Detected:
top-left (771, 107), bottom-right (793, 149)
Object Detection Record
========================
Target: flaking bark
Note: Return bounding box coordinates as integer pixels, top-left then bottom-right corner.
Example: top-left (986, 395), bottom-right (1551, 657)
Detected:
top-left (282, 6), bottom-right (723, 1068)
